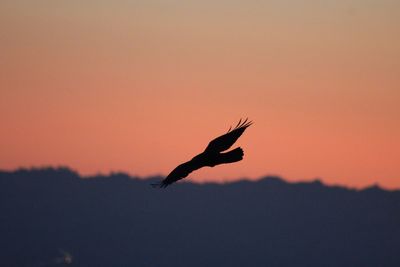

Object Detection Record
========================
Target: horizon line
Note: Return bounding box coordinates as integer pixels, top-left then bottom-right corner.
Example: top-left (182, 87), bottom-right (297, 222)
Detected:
top-left (1, 165), bottom-right (398, 192)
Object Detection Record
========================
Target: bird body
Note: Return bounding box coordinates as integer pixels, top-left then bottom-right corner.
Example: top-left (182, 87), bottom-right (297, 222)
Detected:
top-left (152, 118), bottom-right (252, 188)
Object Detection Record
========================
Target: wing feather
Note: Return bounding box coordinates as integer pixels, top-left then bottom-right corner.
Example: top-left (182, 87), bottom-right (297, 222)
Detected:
top-left (204, 118), bottom-right (252, 153)
top-left (152, 159), bottom-right (205, 188)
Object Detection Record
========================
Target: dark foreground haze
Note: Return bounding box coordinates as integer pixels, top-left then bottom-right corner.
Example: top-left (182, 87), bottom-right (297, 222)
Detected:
top-left (1, 168), bottom-right (399, 267)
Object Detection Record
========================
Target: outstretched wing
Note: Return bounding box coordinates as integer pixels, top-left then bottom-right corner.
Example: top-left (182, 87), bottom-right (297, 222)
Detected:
top-left (204, 118), bottom-right (252, 153)
top-left (151, 160), bottom-right (204, 188)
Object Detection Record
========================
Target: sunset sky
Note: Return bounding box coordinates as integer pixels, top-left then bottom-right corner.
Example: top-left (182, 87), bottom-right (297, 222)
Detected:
top-left (1, 0), bottom-right (399, 189)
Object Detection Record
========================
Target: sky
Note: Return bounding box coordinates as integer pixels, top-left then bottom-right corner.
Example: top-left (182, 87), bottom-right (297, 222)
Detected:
top-left (1, 0), bottom-right (399, 189)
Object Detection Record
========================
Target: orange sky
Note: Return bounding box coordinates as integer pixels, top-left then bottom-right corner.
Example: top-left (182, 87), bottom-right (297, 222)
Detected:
top-left (1, 1), bottom-right (399, 189)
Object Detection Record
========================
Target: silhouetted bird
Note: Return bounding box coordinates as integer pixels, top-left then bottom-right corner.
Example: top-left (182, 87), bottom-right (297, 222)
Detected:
top-left (152, 118), bottom-right (253, 188)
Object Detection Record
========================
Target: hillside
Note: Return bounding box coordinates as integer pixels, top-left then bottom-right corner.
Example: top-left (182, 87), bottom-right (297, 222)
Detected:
top-left (1, 168), bottom-right (399, 267)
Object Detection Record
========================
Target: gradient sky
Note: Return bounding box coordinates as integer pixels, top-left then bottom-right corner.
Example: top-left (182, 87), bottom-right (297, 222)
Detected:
top-left (1, 0), bottom-right (399, 189)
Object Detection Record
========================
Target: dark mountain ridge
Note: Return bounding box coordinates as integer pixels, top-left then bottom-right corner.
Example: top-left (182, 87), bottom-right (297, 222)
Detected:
top-left (1, 167), bottom-right (399, 267)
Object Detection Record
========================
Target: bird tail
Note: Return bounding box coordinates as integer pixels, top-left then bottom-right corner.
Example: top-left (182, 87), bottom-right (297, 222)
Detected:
top-left (218, 147), bottom-right (244, 164)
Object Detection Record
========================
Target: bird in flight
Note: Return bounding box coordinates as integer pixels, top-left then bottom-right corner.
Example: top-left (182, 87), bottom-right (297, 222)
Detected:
top-left (152, 118), bottom-right (253, 188)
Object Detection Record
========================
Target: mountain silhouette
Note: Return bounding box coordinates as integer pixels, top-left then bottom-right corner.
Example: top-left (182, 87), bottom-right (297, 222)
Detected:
top-left (1, 167), bottom-right (399, 267)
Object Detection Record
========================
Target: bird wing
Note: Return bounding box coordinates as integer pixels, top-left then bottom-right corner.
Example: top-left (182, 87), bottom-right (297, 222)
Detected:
top-left (204, 118), bottom-right (252, 153)
top-left (151, 160), bottom-right (204, 188)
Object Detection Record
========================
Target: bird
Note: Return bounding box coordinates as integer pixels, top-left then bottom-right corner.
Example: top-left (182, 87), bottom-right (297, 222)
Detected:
top-left (151, 118), bottom-right (253, 188)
